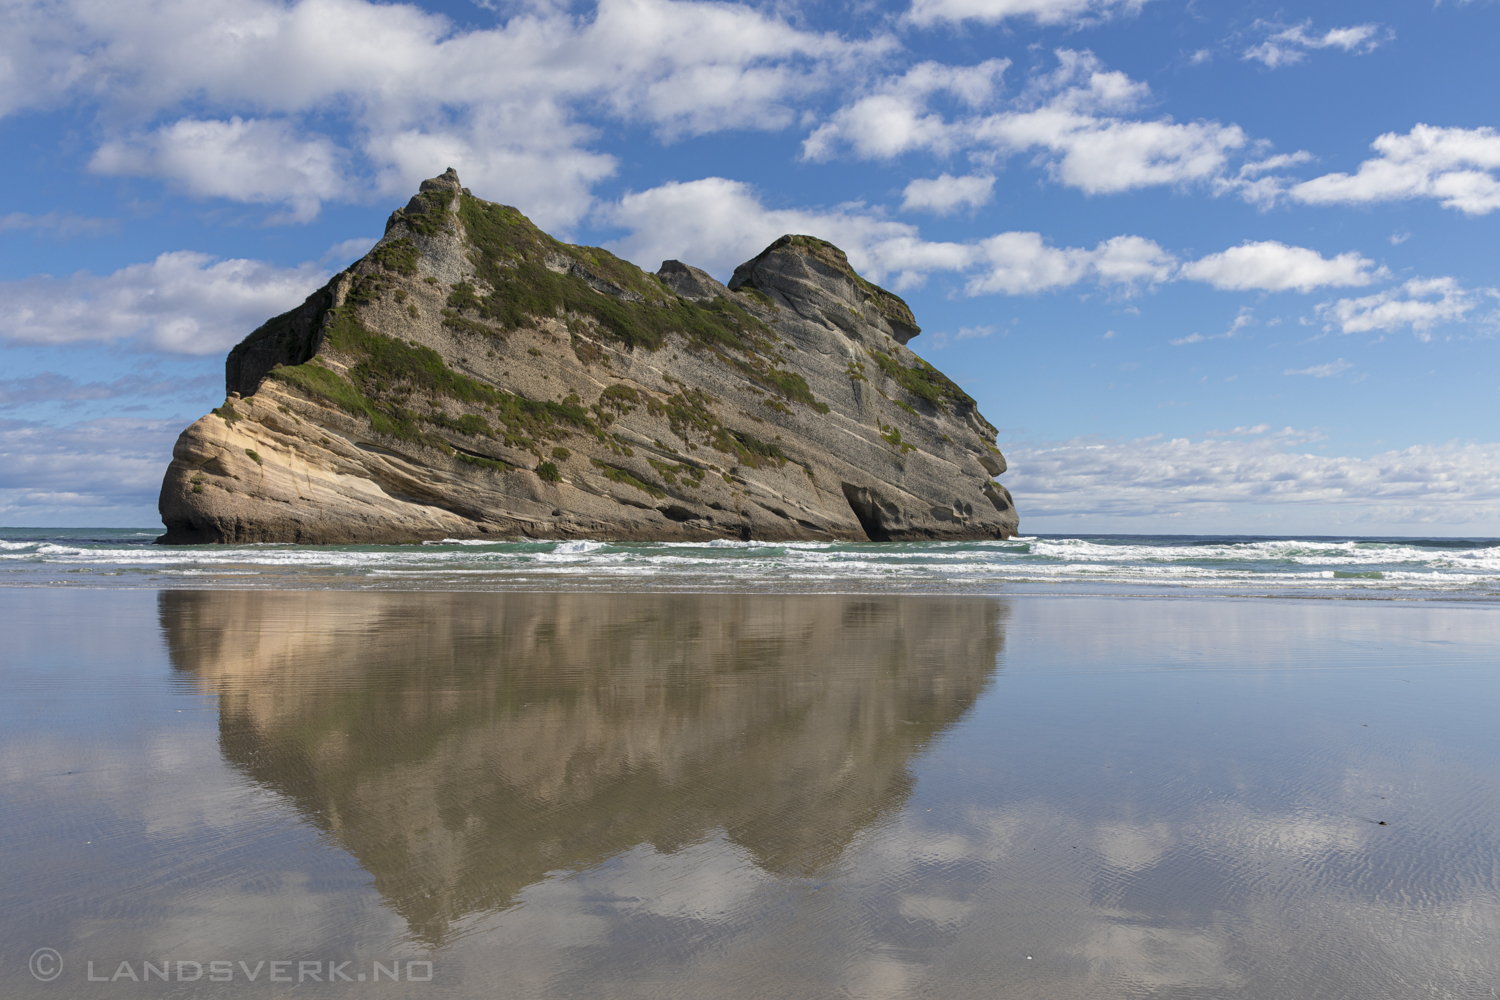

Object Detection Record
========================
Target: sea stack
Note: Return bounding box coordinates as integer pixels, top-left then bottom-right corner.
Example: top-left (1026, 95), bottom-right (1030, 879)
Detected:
top-left (156, 169), bottom-right (1019, 544)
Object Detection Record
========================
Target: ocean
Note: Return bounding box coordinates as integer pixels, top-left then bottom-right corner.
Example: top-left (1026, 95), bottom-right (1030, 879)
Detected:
top-left (4, 528), bottom-right (1500, 598)
top-left (4, 531), bottom-right (1499, 997)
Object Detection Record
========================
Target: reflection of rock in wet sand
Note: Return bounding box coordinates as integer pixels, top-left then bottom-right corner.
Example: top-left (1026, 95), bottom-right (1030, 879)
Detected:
top-left (162, 591), bottom-right (1005, 944)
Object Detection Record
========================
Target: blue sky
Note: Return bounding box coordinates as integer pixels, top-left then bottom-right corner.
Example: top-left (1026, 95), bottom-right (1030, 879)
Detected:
top-left (2, 0), bottom-right (1499, 533)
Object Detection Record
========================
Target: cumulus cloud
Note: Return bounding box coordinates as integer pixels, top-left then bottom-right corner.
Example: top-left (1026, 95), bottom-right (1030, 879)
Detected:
top-left (91, 117), bottom-right (346, 223)
top-left (801, 59), bottom-right (1011, 162)
top-left (0, 252), bottom-right (329, 355)
top-left (1317, 277), bottom-right (1498, 339)
top-left (1180, 241), bottom-right (1385, 293)
top-left (6, 0), bottom-right (891, 229)
top-left (601, 177), bottom-right (1173, 294)
top-left (1243, 21), bottom-right (1390, 69)
top-left (962, 232), bottom-right (1175, 295)
top-left (805, 50), bottom-right (1250, 199)
top-left (904, 0), bottom-right (1152, 29)
top-left (1004, 431), bottom-right (1500, 520)
top-left (1290, 124), bottom-right (1500, 216)
top-left (900, 173), bottom-right (996, 214)
top-left (599, 177), bottom-right (947, 285)
top-left (605, 178), bottom-right (1424, 308)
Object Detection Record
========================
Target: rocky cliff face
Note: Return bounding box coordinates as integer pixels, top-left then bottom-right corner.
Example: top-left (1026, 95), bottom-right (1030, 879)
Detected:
top-left (157, 169), bottom-right (1017, 544)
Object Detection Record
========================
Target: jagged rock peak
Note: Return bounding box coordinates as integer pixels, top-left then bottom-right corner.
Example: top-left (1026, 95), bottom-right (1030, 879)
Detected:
top-left (420, 167), bottom-right (463, 193)
top-left (730, 234), bottom-right (921, 345)
top-left (156, 170), bottom-right (1017, 545)
top-left (656, 260), bottom-right (730, 302)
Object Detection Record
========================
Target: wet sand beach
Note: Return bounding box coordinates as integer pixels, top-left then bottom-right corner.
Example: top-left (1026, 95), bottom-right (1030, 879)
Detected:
top-left (3, 586), bottom-right (1498, 998)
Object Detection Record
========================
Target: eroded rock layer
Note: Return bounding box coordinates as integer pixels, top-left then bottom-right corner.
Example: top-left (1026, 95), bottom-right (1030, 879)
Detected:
top-left (157, 169), bottom-right (1018, 544)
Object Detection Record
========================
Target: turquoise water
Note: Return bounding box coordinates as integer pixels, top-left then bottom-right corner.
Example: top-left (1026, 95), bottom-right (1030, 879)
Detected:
top-left (3, 528), bottom-right (1499, 598)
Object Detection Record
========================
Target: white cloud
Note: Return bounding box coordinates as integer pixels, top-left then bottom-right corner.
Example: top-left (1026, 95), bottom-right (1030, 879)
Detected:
top-left (802, 59), bottom-right (1011, 162)
top-left (605, 178), bottom-right (1435, 314)
top-left (963, 231), bottom-right (1175, 295)
top-left (92, 117), bottom-right (345, 223)
top-left (1317, 277), bottom-right (1497, 340)
top-left (7, 0), bottom-right (892, 229)
top-left (1237, 151), bottom-right (1315, 178)
top-left (601, 177), bottom-right (1173, 295)
top-left (1290, 124), bottom-right (1500, 216)
top-left (0, 418), bottom-right (184, 521)
top-left (599, 177), bottom-right (946, 285)
top-left (806, 50), bottom-right (1249, 198)
top-left (1004, 432), bottom-right (1500, 520)
top-left (1180, 241), bottom-right (1385, 293)
top-left (1243, 21), bottom-right (1389, 69)
top-left (900, 173), bottom-right (995, 214)
top-left (0, 252), bottom-right (329, 355)
top-left (1285, 359), bottom-right (1353, 378)
top-left (904, 0), bottom-right (1151, 29)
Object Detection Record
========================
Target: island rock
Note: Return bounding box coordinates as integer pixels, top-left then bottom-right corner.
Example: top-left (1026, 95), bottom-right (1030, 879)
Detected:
top-left (157, 169), bottom-right (1019, 544)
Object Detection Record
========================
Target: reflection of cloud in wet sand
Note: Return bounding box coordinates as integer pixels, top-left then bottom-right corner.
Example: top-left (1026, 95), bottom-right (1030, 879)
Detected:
top-left (155, 591), bottom-right (1500, 998)
top-left (162, 591), bottom-right (1005, 945)
top-left (827, 791), bottom-right (1500, 1000)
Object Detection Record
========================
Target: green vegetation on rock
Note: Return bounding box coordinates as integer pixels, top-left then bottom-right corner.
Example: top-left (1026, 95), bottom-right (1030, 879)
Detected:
top-left (594, 384), bottom-right (642, 423)
top-left (268, 311), bottom-right (598, 458)
top-left (394, 189), bottom-right (455, 237)
top-left (647, 457), bottom-right (706, 487)
top-left (456, 453), bottom-right (511, 473)
top-left (454, 196), bottom-right (776, 356)
top-left (715, 427), bottom-right (789, 468)
top-left (869, 348), bottom-right (974, 414)
top-left (370, 238), bottom-right (419, 276)
top-left (878, 420), bottom-right (915, 454)
top-left (730, 361), bottom-right (828, 412)
top-left (347, 273), bottom-right (392, 307)
top-left (591, 459), bottom-right (666, 499)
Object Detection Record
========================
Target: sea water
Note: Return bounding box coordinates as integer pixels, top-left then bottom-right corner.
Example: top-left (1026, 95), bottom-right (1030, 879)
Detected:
top-left (2, 539), bottom-right (1499, 998)
top-left (3, 528), bottom-right (1499, 598)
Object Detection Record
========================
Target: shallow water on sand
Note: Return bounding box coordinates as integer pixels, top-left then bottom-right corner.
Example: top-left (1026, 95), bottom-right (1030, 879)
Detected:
top-left (3, 589), bottom-right (1499, 998)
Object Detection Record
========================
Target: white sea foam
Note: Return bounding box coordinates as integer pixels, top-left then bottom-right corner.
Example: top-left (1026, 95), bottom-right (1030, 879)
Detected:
top-left (553, 540), bottom-right (610, 554)
top-left (2, 530), bottom-right (1497, 598)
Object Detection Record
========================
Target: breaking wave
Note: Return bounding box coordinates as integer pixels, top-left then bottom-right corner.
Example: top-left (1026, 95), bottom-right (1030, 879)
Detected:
top-left (2, 529), bottom-right (1498, 599)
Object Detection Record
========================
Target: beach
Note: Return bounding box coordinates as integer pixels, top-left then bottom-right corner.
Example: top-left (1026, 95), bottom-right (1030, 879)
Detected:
top-left (3, 565), bottom-right (1498, 998)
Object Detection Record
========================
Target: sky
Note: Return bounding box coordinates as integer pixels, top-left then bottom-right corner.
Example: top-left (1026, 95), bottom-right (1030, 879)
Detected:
top-left (1, 0), bottom-right (1498, 535)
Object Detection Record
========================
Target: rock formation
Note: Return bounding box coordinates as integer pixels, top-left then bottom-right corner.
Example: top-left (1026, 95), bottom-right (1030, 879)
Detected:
top-left (157, 169), bottom-right (1018, 544)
